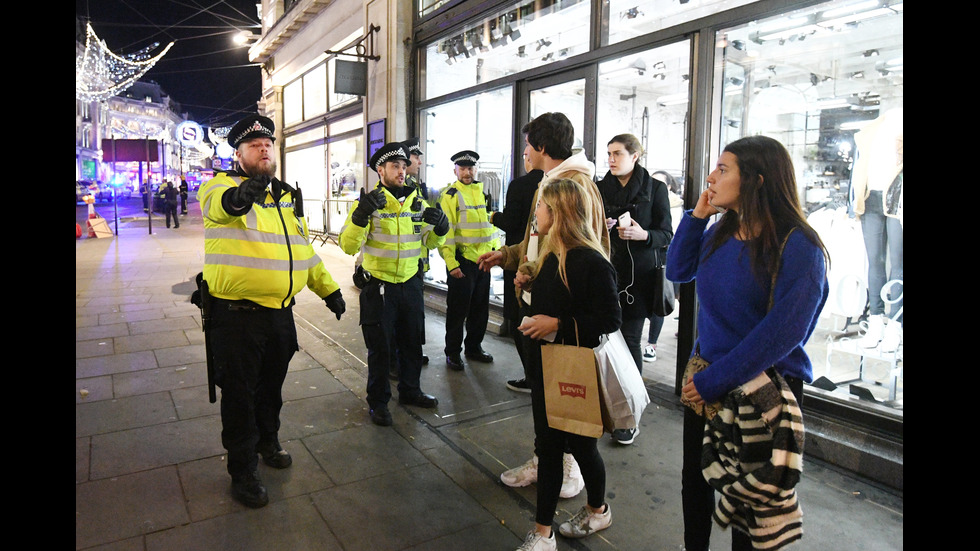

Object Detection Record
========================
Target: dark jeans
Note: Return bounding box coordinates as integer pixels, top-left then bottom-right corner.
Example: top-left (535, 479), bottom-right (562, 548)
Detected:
top-left (526, 337), bottom-right (606, 527)
top-left (620, 316), bottom-right (646, 373)
top-left (361, 276), bottom-right (425, 409)
top-left (861, 190), bottom-right (903, 322)
top-left (165, 202), bottom-right (179, 227)
top-left (444, 256), bottom-right (490, 355)
top-left (211, 299), bottom-right (297, 478)
top-left (681, 375), bottom-right (803, 550)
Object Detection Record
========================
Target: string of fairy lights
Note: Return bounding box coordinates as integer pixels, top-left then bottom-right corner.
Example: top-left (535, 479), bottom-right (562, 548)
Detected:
top-left (75, 22), bottom-right (174, 103)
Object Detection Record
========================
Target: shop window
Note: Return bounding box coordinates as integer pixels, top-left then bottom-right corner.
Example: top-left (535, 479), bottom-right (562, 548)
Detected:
top-left (713, 0), bottom-right (903, 408)
top-left (283, 79), bottom-right (302, 126)
top-left (327, 135), bottom-right (364, 234)
top-left (304, 64), bottom-right (327, 120)
top-left (423, 0), bottom-right (591, 100)
top-left (420, 87), bottom-right (512, 296)
top-left (601, 0), bottom-right (755, 46)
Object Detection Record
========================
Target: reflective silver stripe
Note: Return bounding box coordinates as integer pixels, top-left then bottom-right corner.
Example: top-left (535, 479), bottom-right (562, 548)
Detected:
top-left (205, 252), bottom-right (322, 271)
top-left (369, 232), bottom-right (422, 244)
top-left (363, 245), bottom-right (420, 259)
top-left (245, 208), bottom-right (258, 228)
top-left (206, 227), bottom-right (309, 246)
top-left (455, 234), bottom-right (496, 244)
top-left (457, 221), bottom-right (492, 230)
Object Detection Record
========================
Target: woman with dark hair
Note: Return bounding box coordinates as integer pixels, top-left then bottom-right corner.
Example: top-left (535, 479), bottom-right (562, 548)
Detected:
top-left (596, 134), bottom-right (673, 445)
top-left (513, 179), bottom-right (621, 551)
top-left (667, 135), bottom-right (829, 551)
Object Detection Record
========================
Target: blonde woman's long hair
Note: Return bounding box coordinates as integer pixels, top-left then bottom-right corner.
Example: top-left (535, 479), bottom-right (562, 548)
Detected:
top-left (534, 179), bottom-right (609, 290)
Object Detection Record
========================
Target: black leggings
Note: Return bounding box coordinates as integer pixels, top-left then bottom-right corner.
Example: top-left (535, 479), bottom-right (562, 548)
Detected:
top-left (526, 338), bottom-right (606, 527)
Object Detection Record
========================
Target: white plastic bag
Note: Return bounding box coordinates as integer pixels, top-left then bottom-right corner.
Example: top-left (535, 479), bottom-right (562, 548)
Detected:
top-left (594, 330), bottom-right (650, 432)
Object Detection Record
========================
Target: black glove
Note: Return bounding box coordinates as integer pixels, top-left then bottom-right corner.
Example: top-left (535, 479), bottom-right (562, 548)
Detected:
top-left (230, 175), bottom-right (270, 209)
top-left (423, 203), bottom-right (449, 236)
top-left (323, 289), bottom-right (346, 320)
top-left (351, 187), bottom-right (387, 227)
top-left (484, 192), bottom-right (493, 213)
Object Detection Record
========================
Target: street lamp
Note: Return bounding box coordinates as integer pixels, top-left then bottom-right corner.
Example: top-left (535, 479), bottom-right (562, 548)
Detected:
top-left (233, 30), bottom-right (258, 46)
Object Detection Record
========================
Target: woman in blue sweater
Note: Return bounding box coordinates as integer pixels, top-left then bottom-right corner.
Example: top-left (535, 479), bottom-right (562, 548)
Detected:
top-left (666, 136), bottom-right (829, 551)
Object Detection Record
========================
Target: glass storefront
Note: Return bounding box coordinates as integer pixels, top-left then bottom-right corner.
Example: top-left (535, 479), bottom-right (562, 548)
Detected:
top-left (415, 0), bottom-right (902, 419)
top-left (420, 87), bottom-right (512, 294)
top-left (712, 1), bottom-right (903, 406)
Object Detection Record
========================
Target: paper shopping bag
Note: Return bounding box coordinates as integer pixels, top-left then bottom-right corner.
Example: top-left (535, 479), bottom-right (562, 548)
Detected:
top-left (594, 330), bottom-right (651, 432)
top-left (542, 342), bottom-right (604, 438)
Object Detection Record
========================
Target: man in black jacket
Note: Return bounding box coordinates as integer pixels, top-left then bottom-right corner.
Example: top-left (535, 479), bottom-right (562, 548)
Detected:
top-left (489, 157), bottom-right (543, 393)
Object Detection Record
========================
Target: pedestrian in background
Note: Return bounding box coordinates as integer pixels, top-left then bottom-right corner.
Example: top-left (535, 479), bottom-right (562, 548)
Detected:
top-left (668, 135), bottom-right (828, 551)
top-left (179, 176), bottom-right (189, 215)
top-left (402, 137), bottom-right (431, 367)
top-left (596, 133), bottom-right (673, 445)
top-left (160, 180), bottom-right (180, 228)
top-left (438, 150), bottom-right (499, 371)
top-left (512, 179), bottom-right (621, 551)
top-left (198, 114), bottom-right (347, 508)
top-left (339, 142), bottom-right (449, 427)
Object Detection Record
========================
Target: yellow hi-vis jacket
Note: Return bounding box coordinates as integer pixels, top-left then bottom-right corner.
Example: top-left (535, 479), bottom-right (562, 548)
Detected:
top-left (437, 180), bottom-right (499, 271)
top-left (199, 171), bottom-right (340, 309)
top-left (339, 182), bottom-right (446, 284)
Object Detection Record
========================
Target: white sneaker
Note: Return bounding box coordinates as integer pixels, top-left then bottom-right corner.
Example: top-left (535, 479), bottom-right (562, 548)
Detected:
top-left (501, 455), bottom-right (537, 487)
top-left (559, 503), bottom-right (612, 538)
top-left (642, 345), bottom-right (657, 362)
top-left (516, 529), bottom-right (556, 551)
top-left (858, 315), bottom-right (885, 348)
top-left (560, 453), bottom-right (584, 498)
top-left (879, 319), bottom-right (903, 353)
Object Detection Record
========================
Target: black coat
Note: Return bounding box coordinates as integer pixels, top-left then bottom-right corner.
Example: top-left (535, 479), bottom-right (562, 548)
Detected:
top-left (596, 164), bottom-right (673, 319)
top-left (526, 248), bottom-right (622, 349)
top-left (492, 169), bottom-right (543, 247)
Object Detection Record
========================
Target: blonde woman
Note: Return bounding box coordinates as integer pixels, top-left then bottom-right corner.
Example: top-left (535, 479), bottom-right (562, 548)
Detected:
top-left (513, 179), bottom-right (622, 551)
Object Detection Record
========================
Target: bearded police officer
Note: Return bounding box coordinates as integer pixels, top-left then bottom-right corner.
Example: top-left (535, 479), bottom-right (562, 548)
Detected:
top-left (339, 142), bottom-right (449, 426)
top-left (438, 150), bottom-right (499, 371)
top-left (198, 114), bottom-right (346, 508)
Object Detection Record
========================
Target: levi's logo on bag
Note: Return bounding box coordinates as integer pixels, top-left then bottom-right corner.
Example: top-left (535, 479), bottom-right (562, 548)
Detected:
top-left (559, 382), bottom-right (587, 399)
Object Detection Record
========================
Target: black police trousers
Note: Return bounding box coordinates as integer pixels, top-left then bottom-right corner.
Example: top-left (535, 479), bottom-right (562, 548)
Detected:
top-left (444, 255), bottom-right (490, 355)
top-left (360, 274), bottom-right (425, 410)
top-left (211, 298), bottom-right (297, 478)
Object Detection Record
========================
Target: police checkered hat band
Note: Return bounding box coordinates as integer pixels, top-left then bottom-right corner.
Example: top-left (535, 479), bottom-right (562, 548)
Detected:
top-left (229, 115), bottom-right (276, 148)
top-left (451, 150), bottom-right (479, 166)
top-left (370, 143), bottom-right (412, 172)
top-left (403, 137), bottom-right (423, 156)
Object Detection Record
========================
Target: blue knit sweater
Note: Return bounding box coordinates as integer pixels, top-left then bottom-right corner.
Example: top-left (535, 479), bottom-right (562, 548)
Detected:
top-left (666, 211), bottom-right (828, 403)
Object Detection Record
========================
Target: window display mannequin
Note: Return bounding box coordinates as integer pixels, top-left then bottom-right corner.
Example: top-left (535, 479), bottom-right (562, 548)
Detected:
top-left (850, 106), bottom-right (902, 351)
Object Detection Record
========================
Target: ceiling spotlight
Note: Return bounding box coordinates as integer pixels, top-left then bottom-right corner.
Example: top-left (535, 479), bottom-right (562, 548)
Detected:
top-left (625, 7), bottom-right (643, 19)
top-left (728, 76), bottom-right (744, 86)
top-left (730, 40), bottom-right (745, 50)
top-left (863, 49), bottom-right (879, 57)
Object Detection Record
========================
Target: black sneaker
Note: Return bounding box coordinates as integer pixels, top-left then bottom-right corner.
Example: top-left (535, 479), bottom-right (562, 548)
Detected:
top-left (231, 471), bottom-right (268, 508)
top-left (612, 428), bottom-right (638, 445)
top-left (257, 441), bottom-right (292, 469)
top-left (506, 378), bottom-right (532, 393)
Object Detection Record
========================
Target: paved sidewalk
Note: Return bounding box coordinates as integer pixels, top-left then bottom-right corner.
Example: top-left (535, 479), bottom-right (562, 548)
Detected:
top-left (75, 197), bottom-right (903, 550)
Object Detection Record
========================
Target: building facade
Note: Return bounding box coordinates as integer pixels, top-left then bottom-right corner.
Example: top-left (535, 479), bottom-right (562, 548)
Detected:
top-left (249, 0), bottom-right (903, 489)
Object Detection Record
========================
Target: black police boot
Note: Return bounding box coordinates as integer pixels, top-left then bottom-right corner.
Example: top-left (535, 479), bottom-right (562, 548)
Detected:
top-left (231, 471), bottom-right (269, 508)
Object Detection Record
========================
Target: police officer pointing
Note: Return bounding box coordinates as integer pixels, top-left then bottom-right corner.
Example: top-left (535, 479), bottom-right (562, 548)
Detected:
top-left (339, 142), bottom-right (449, 426)
top-left (438, 150), bottom-right (499, 371)
top-left (197, 114), bottom-right (346, 508)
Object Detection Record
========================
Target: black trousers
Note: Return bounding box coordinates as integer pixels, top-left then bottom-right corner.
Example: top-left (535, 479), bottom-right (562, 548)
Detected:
top-left (361, 275), bottom-right (425, 409)
top-left (503, 269), bottom-right (528, 370)
top-left (681, 375), bottom-right (803, 551)
top-left (165, 201), bottom-right (179, 227)
top-left (444, 255), bottom-right (490, 355)
top-left (211, 299), bottom-right (297, 479)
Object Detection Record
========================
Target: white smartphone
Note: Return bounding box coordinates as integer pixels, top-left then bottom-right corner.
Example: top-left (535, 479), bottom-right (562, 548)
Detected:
top-left (521, 315), bottom-right (557, 342)
top-left (617, 211), bottom-right (632, 227)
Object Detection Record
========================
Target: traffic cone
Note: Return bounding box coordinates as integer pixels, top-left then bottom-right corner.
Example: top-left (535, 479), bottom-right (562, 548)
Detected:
top-left (76, 223), bottom-right (83, 239)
